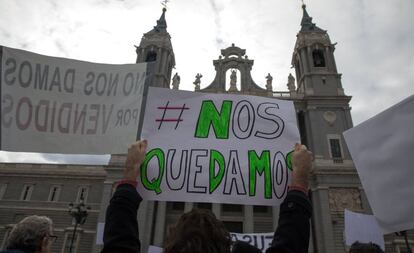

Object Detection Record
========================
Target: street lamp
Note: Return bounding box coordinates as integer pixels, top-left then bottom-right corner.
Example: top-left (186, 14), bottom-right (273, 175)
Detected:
top-left (68, 199), bottom-right (91, 253)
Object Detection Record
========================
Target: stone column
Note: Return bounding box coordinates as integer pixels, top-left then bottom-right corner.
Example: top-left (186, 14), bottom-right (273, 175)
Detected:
top-left (299, 51), bottom-right (307, 73)
top-left (184, 202), bottom-right (194, 212)
top-left (304, 47), bottom-right (312, 72)
top-left (138, 200), bottom-right (153, 253)
top-left (325, 47), bottom-right (333, 72)
top-left (157, 47), bottom-right (162, 72)
top-left (91, 180), bottom-right (114, 253)
top-left (308, 224), bottom-right (315, 253)
top-left (220, 70), bottom-right (226, 91)
top-left (212, 203), bottom-right (221, 219)
top-left (153, 201), bottom-right (167, 246)
top-left (359, 187), bottom-right (372, 212)
top-left (344, 107), bottom-right (353, 129)
top-left (311, 187), bottom-right (335, 253)
top-left (244, 205), bottom-right (254, 232)
top-left (272, 206), bottom-right (280, 230)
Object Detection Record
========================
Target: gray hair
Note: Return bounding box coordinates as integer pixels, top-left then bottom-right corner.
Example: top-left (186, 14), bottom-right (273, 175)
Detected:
top-left (6, 215), bottom-right (53, 252)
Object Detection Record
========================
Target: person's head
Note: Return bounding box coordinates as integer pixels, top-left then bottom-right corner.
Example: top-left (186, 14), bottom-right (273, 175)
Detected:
top-left (164, 208), bottom-right (232, 253)
top-left (349, 241), bottom-right (384, 253)
top-left (6, 215), bottom-right (55, 253)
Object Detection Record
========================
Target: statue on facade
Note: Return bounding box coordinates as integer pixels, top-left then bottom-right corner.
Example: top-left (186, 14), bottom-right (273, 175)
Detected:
top-left (265, 73), bottom-right (273, 91)
top-left (287, 73), bottom-right (296, 92)
top-left (171, 73), bottom-right (180, 90)
top-left (193, 73), bottom-right (202, 91)
top-left (229, 69), bottom-right (238, 91)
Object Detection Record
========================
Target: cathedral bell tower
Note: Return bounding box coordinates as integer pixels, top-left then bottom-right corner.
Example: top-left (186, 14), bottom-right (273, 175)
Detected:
top-left (291, 4), bottom-right (353, 156)
top-left (292, 4), bottom-right (344, 96)
top-left (291, 6), bottom-right (360, 253)
top-left (135, 8), bottom-right (175, 88)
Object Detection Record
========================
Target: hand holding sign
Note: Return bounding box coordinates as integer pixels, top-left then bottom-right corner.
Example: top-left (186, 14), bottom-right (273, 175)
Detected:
top-left (124, 140), bottom-right (148, 181)
top-left (291, 144), bottom-right (312, 190)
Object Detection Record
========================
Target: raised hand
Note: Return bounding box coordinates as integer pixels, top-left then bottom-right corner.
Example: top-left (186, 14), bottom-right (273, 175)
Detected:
top-left (291, 143), bottom-right (313, 190)
top-left (124, 140), bottom-right (148, 181)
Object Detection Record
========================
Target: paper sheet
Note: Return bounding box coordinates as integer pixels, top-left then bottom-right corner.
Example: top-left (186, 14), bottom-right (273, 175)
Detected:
top-left (343, 95), bottom-right (414, 234)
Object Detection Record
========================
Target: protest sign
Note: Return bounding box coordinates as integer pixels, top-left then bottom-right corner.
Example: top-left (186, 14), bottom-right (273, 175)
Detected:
top-left (343, 95), bottom-right (414, 234)
top-left (96, 222), bottom-right (105, 245)
top-left (140, 87), bottom-right (300, 206)
top-left (344, 209), bottom-right (385, 250)
top-left (147, 246), bottom-right (163, 253)
top-left (1, 46), bottom-right (149, 154)
top-left (231, 232), bottom-right (274, 252)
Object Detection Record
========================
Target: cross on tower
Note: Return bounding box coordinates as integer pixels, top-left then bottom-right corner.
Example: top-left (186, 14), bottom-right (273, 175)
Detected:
top-left (161, 0), bottom-right (169, 9)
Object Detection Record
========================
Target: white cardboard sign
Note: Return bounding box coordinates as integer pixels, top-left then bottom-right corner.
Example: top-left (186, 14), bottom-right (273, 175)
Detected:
top-left (231, 232), bottom-right (274, 252)
top-left (344, 209), bottom-right (385, 250)
top-left (140, 87), bottom-right (300, 206)
top-left (95, 222), bottom-right (105, 245)
top-left (1, 46), bottom-right (147, 154)
top-left (343, 95), bottom-right (414, 234)
top-left (147, 246), bottom-right (163, 253)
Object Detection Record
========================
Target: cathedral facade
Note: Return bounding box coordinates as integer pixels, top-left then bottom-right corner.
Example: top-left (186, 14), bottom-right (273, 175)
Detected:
top-left (0, 5), bottom-right (413, 253)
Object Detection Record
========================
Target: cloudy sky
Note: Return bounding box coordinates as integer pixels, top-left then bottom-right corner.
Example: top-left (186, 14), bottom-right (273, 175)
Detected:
top-left (0, 0), bottom-right (413, 164)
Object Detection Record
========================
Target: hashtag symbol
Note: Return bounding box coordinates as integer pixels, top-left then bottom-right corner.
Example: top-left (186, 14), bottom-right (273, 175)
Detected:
top-left (156, 101), bottom-right (190, 130)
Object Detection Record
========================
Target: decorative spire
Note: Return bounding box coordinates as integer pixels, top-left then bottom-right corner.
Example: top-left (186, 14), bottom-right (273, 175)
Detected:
top-left (300, 4), bottom-right (323, 32)
top-left (301, 4), bottom-right (311, 21)
top-left (153, 8), bottom-right (167, 32)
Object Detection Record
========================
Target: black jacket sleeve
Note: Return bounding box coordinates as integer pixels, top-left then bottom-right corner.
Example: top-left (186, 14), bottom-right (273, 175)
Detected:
top-left (101, 183), bottom-right (142, 253)
top-left (266, 190), bottom-right (312, 253)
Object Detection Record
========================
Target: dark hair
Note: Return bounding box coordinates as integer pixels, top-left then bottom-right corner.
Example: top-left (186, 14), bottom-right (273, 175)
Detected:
top-left (349, 241), bottom-right (384, 253)
top-left (164, 208), bottom-right (232, 253)
top-left (232, 241), bottom-right (262, 253)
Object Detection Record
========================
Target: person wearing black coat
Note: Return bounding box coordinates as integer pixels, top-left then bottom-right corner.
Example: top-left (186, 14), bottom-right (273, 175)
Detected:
top-left (102, 141), bottom-right (312, 253)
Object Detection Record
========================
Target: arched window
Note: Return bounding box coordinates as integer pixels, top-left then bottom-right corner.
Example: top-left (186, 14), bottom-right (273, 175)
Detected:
top-left (145, 51), bottom-right (157, 62)
top-left (312, 49), bottom-right (326, 67)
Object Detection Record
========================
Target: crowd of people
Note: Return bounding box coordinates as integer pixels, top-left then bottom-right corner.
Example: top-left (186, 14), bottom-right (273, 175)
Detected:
top-left (1, 141), bottom-right (384, 253)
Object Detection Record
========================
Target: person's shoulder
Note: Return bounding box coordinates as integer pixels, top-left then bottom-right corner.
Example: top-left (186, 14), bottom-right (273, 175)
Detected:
top-left (0, 250), bottom-right (28, 253)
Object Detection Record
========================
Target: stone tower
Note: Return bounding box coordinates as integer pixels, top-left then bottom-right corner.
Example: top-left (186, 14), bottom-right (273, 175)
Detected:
top-left (94, 8), bottom-right (176, 253)
top-left (135, 8), bottom-right (175, 88)
top-left (292, 5), bottom-right (368, 253)
top-left (292, 4), bottom-right (353, 153)
top-left (292, 4), bottom-right (344, 97)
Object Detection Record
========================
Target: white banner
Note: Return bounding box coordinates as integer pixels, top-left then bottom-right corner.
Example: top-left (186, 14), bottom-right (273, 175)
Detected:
top-left (231, 232), bottom-right (274, 252)
top-left (1, 46), bottom-right (148, 154)
top-left (343, 95), bottom-right (414, 234)
top-left (140, 87), bottom-right (300, 206)
top-left (147, 246), bottom-right (163, 253)
top-left (96, 222), bottom-right (105, 245)
top-left (344, 209), bottom-right (385, 250)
